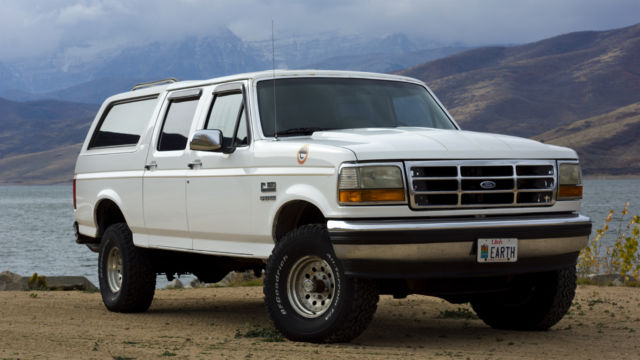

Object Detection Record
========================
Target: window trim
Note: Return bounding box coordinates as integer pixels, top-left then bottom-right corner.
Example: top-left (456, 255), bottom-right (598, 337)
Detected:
top-left (156, 89), bottom-right (202, 152)
top-left (168, 88), bottom-right (202, 100)
top-left (88, 94), bottom-right (159, 150)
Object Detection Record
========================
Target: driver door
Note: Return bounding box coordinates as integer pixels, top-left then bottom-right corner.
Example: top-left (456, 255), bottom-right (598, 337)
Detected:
top-left (186, 82), bottom-right (263, 255)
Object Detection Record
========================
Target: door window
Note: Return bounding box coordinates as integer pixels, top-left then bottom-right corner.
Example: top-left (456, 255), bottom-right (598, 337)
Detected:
top-left (158, 98), bottom-right (199, 151)
top-left (205, 92), bottom-right (249, 148)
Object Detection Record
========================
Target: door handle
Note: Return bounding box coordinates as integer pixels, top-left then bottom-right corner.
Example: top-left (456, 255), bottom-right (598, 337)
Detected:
top-left (144, 161), bottom-right (157, 170)
top-left (188, 159), bottom-right (202, 169)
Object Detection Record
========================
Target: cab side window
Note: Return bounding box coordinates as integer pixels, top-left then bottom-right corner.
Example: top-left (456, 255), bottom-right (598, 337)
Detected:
top-left (158, 97), bottom-right (199, 151)
top-left (205, 92), bottom-right (249, 148)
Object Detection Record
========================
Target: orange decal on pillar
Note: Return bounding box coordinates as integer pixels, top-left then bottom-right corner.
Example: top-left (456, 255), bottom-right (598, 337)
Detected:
top-left (297, 145), bottom-right (309, 165)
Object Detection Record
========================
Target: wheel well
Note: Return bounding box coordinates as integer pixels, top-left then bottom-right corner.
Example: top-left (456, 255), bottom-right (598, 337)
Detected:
top-left (273, 201), bottom-right (326, 242)
top-left (95, 199), bottom-right (126, 238)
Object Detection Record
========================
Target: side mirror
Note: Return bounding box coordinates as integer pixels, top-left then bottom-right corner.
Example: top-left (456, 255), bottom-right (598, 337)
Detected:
top-left (190, 129), bottom-right (222, 151)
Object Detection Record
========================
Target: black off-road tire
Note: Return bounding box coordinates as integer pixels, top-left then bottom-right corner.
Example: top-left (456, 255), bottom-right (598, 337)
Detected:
top-left (98, 223), bottom-right (156, 313)
top-left (264, 224), bottom-right (379, 343)
top-left (471, 266), bottom-right (576, 330)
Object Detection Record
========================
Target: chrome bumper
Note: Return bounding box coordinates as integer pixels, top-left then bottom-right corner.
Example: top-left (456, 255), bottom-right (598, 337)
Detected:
top-left (327, 213), bottom-right (591, 278)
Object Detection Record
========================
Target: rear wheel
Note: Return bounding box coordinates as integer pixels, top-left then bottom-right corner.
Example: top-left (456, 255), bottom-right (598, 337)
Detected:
top-left (471, 266), bottom-right (576, 330)
top-left (98, 223), bottom-right (156, 312)
top-left (264, 224), bottom-right (379, 343)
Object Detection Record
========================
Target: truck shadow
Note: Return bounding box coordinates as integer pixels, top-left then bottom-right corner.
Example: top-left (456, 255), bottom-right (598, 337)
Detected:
top-left (140, 291), bottom-right (564, 347)
top-left (359, 315), bottom-right (526, 346)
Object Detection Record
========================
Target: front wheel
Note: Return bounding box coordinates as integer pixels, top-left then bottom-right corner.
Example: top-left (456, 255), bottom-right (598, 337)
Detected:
top-left (264, 224), bottom-right (379, 343)
top-left (471, 266), bottom-right (576, 330)
top-left (98, 223), bottom-right (156, 313)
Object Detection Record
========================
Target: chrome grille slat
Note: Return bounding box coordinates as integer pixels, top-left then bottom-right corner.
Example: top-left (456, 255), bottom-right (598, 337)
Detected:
top-left (406, 160), bottom-right (556, 210)
top-left (456, 176), bottom-right (515, 180)
top-left (411, 177), bottom-right (459, 180)
top-left (414, 191), bottom-right (459, 194)
top-left (456, 190), bottom-right (515, 194)
top-left (518, 189), bottom-right (554, 193)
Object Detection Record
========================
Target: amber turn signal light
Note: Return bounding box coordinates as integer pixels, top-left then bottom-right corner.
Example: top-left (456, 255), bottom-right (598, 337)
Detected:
top-left (558, 185), bottom-right (583, 199)
top-left (339, 189), bottom-right (406, 203)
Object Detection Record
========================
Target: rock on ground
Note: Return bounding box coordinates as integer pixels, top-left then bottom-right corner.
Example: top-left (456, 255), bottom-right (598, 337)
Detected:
top-left (166, 279), bottom-right (184, 289)
top-left (0, 271), bottom-right (98, 291)
top-left (0, 271), bottom-right (25, 290)
top-left (587, 274), bottom-right (639, 286)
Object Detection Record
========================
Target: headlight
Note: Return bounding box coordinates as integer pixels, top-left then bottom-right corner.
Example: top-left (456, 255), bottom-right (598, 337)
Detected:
top-left (557, 162), bottom-right (583, 200)
top-left (338, 164), bottom-right (406, 205)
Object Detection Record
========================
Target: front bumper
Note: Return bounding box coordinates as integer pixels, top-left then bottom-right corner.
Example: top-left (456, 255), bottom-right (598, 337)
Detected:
top-left (327, 213), bottom-right (591, 278)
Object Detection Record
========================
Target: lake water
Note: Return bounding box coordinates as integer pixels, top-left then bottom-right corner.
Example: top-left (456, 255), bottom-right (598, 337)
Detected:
top-left (1, 179), bottom-right (639, 288)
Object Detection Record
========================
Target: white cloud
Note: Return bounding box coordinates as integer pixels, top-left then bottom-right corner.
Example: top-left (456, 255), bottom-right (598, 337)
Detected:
top-left (57, 3), bottom-right (106, 25)
top-left (0, 0), bottom-right (638, 60)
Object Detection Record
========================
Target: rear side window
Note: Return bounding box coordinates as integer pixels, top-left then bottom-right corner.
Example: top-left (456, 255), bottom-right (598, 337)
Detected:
top-left (158, 98), bottom-right (200, 151)
top-left (89, 97), bottom-right (158, 149)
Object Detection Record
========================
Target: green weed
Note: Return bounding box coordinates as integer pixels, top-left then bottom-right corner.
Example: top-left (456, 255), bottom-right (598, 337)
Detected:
top-left (234, 324), bottom-right (284, 342)
top-left (27, 272), bottom-right (48, 290)
top-left (438, 307), bottom-right (478, 320)
top-left (578, 202), bottom-right (640, 282)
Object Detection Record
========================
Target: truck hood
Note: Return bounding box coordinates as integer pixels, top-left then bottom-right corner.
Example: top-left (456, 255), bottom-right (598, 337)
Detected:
top-left (307, 128), bottom-right (577, 160)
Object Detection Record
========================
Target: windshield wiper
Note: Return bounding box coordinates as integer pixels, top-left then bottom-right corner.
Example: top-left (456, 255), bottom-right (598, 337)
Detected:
top-left (276, 127), bottom-right (330, 137)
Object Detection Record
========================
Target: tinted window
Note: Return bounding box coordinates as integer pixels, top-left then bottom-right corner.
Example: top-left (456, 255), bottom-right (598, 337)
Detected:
top-left (158, 98), bottom-right (199, 151)
top-left (257, 78), bottom-right (456, 137)
top-left (393, 94), bottom-right (443, 127)
top-left (89, 97), bottom-right (158, 148)
top-left (235, 109), bottom-right (248, 146)
top-left (206, 92), bottom-right (248, 147)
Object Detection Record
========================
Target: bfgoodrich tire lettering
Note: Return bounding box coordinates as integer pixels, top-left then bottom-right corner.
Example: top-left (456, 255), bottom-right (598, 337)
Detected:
top-left (98, 223), bottom-right (156, 313)
top-left (471, 266), bottom-right (576, 330)
top-left (264, 224), bottom-right (379, 343)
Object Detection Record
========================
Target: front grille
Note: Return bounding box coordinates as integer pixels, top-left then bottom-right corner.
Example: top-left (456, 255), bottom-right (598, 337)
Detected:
top-left (406, 160), bottom-right (556, 209)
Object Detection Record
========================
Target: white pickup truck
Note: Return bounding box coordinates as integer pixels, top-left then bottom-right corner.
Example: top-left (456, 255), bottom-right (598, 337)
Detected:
top-left (73, 70), bottom-right (591, 342)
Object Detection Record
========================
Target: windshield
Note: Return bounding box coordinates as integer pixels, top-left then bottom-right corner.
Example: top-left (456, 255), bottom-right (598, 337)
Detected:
top-left (257, 78), bottom-right (456, 137)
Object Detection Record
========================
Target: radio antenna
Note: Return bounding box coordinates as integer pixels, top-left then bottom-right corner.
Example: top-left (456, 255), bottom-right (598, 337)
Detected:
top-left (272, 20), bottom-right (278, 140)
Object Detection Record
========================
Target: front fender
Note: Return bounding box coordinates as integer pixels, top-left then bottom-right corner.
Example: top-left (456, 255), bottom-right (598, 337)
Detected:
top-left (269, 183), bottom-right (334, 240)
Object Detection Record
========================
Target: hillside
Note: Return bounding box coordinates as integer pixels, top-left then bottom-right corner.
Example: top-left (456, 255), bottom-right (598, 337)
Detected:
top-left (0, 98), bottom-right (95, 184)
top-left (0, 98), bottom-right (96, 158)
top-left (2, 23), bottom-right (640, 184)
top-left (400, 23), bottom-right (640, 175)
top-left (401, 23), bottom-right (640, 139)
top-left (535, 102), bottom-right (640, 175)
top-left (0, 144), bottom-right (81, 184)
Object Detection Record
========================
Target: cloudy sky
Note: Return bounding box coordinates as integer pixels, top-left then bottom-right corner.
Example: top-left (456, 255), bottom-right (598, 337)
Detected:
top-left (0, 0), bottom-right (639, 60)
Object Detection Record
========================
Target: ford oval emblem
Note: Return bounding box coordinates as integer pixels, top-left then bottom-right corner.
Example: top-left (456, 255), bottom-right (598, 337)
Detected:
top-left (480, 181), bottom-right (497, 190)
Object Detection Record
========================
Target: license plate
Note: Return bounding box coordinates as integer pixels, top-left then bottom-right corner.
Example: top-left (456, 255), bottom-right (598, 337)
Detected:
top-left (477, 238), bottom-right (518, 263)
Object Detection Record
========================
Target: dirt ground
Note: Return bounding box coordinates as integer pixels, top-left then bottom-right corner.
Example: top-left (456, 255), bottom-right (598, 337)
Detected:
top-left (1, 285), bottom-right (639, 360)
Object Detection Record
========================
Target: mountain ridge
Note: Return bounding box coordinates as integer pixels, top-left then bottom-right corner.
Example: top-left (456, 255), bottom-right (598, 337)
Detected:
top-left (0, 97), bottom-right (96, 158)
top-left (1, 23), bottom-right (639, 183)
top-left (0, 30), bottom-right (459, 103)
top-left (400, 22), bottom-right (640, 175)
top-left (401, 23), bottom-right (640, 136)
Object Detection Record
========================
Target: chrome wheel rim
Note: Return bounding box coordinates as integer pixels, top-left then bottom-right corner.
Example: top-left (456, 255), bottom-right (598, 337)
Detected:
top-left (107, 247), bottom-right (123, 293)
top-left (287, 256), bottom-right (336, 318)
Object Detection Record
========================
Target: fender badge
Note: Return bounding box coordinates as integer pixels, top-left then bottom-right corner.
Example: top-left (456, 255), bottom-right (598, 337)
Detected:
top-left (297, 145), bottom-right (309, 165)
top-left (261, 182), bottom-right (276, 193)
